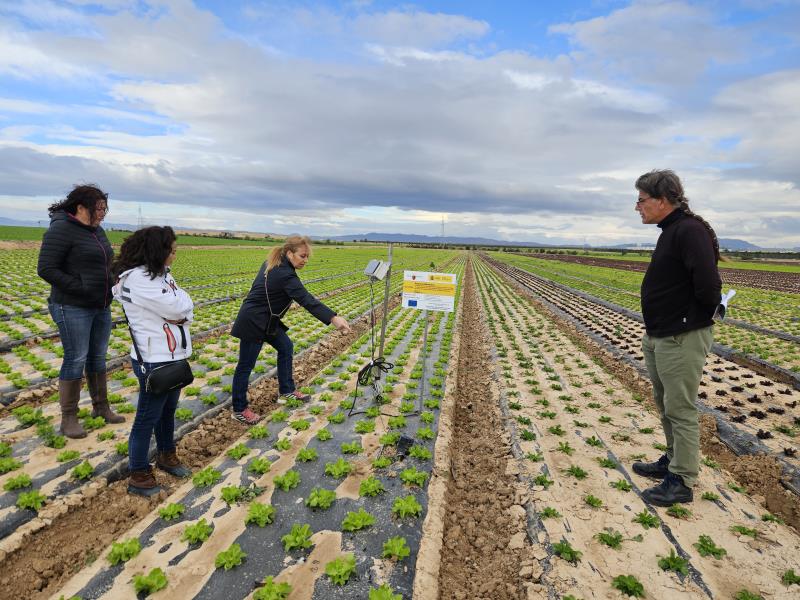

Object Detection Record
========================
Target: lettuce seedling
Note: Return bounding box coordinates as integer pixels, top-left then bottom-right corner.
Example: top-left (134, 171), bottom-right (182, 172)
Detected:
top-left (611, 574), bottom-right (644, 597)
top-left (254, 577), bottom-right (291, 600)
top-left (328, 412), bottom-right (346, 424)
top-left (306, 487), bottom-right (337, 510)
top-left (2, 457), bottom-right (25, 475)
top-left (281, 523), bottom-right (313, 552)
top-left (215, 543), bottom-right (247, 570)
top-left (693, 535), bottom-right (726, 559)
top-left (392, 495), bottom-right (423, 518)
top-left (107, 538), bottom-right (141, 565)
top-left (54, 449), bottom-right (79, 463)
top-left (596, 457), bottom-right (617, 469)
top-left (359, 476), bottom-right (385, 497)
top-left (133, 568), bottom-right (167, 596)
top-left (781, 569), bottom-right (800, 586)
top-left (373, 456), bottom-right (393, 469)
top-left (540, 507), bottom-right (561, 519)
top-left (381, 536), bottom-right (410, 560)
top-left (565, 465), bottom-right (588, 480)
top-left (274, 438), bottom-right (292, 451)
top-left (325, 553), bottom-right (356, 586)
top-left (400, 467), bottom-right (428, 487)
top-left (245, 501), bottom-right (276, 527)
top-left (270, 410), bottom-right (289, 422)
top-left (387, 416), bottom-right (406, 429)
top-left (417, 426), bottom-right (435, 440)
top-left (379, 432), bottom-right (401, 445)
top-left (182, 519), bottom-right (213, 544)
top-left (3, 473), bottom-right (32, 491)
top-left (658, 549), bottom-right (689, 576)
top-left (248, 425), bottom-right (269, 439)
top-left (290, 419), bottom-right (310, 431)
top-left (317, 428), bottom-right (333, 441)
top-left (409, 445), bottom-right (432, 460)
top-left (96, 431), bottom-right (115, 441)
top-left (533, 474), bottom-right (553, 489)
top-left (354, 419), bottom-right (375, 434)
top-left (596, 530), bottom-right (623, 549)
top-left (611, 479), bottom-right (632, 492)
top-left (71, 460), bottom-right (94, 480)
top-left (552, 540), bottom-right (582, 563)
top-left (158, 503), bottom-right (185, 521)
top-left (325, 458), bottom-right (352, 479)
top-left (273, 470), bottom-right (301, 491)
top-left (192, 467), bottom-right (222, 488)
top-left (115, 441), bottom-right (128, 455)
top-left (584, 495), bottom-right (602, 508)
top-left (342, 508), bottom-right (376, 532)
top-left (248, 457), bottom-right (272, 475)
top-left (0, 442), bottom-right (11, 457)
top-left (297, 448), bottom-right (318, 462)
top-left (16, 489), bottom-right (46, 511)
top-left (632, 510), bottom-right (660, 529)
top-left (585, 436), bottom-right (603, 447)
top-left (666, 504), bottom-right (691, 519)
top-left (369, 584), bottom-right (402, 600)
top-left (730, 525), bottom-right (758, 538)
top-left (341, 441), bottom-right (363, 454)
top-left (227, 443), bottom-right (250, 460)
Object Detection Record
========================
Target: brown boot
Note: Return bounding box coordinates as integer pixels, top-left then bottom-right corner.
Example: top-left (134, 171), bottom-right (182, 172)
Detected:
top-left (156, 449), bottom-right (192, 478)
top-left (87, 372), bottom-right (125, 424)
top-left (128, 466), bottom-right (162, 497)
top-left (59, 379), bottom-right (86, 439)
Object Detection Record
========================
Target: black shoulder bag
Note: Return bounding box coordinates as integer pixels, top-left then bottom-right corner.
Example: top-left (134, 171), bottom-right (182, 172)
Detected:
top-left (120, 288), bottom-right (194, 395)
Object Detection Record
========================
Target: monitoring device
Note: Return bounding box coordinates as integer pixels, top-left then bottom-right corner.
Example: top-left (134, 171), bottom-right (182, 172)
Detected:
top-left (364, 259), bottom-right (390, 281)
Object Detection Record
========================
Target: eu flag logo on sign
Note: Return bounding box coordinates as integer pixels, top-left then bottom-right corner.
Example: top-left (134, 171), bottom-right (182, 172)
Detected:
top-left (408, 299), bottom-right (417, 307)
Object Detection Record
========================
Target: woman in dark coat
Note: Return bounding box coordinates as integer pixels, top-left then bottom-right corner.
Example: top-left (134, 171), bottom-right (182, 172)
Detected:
top-left (37, 184), bottom-right (124, 438)
top-left (230, 235), bottom-right (351, 424)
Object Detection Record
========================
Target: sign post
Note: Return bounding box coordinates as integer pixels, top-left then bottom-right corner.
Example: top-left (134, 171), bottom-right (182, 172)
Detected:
top-left (401, 271), bottom-right (457, 412)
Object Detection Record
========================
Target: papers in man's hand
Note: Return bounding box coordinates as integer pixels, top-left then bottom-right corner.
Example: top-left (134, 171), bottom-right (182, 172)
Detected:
top-left (713, 289), bottom-right (736, 322)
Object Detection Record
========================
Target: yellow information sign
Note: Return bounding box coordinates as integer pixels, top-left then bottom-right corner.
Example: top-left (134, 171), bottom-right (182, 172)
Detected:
top-left (402, 271), bottom-right (457, 312)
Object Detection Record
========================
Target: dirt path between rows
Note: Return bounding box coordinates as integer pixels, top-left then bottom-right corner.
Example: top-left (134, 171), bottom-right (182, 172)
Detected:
top-left (437, 259), bottom-right (536, 599)
top-left (0, 302), bottom-right (390, 600)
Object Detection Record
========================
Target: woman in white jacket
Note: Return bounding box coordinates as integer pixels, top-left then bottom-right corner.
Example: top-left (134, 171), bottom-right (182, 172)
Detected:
top-left (112, 226), bottom-right (194, 496)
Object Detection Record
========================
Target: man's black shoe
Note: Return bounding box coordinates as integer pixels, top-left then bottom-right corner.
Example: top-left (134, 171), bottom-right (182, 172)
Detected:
top-left (641, 472), bottom-right (693, 507)
top-left (632, 454), bottom-right (669, 479)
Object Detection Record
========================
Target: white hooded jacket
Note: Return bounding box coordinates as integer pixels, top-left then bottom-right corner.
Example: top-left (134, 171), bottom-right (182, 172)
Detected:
top-left (113, 266), bottom-right (194, 363)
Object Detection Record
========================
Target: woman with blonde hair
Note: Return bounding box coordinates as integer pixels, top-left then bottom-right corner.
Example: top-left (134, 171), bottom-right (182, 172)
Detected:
top-left (230, 235), bottom-right (350, 423)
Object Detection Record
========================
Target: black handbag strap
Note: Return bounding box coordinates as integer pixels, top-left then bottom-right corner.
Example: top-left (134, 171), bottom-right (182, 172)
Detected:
top-left (264, 262), bottom-right (275, 318)
top-left (119, 302), bottom-right (146, 373)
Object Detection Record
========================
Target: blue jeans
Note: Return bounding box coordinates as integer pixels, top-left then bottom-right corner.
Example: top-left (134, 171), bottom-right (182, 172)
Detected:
top-left (128, 359), bottom-right (181, 471)
top-left (232, 331), bottom-right (294, 411)
top-left (48, 302), bottom-right (112, 380)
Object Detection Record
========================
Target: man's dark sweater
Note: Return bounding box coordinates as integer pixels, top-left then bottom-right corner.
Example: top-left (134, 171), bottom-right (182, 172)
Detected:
top-left (641, 208), bottom-right (722, 337)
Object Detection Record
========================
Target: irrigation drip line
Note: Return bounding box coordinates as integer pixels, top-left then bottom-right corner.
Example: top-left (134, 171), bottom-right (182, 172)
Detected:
top-left (485, 255), bottom-right (800, 502)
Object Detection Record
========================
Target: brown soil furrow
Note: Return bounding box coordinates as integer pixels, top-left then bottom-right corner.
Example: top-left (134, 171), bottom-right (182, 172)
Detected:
top-left (437, 259), bottom-right (536, 600)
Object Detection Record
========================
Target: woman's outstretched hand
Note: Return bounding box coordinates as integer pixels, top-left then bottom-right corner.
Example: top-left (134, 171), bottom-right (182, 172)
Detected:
top-left (331, 315), bottom-right (351, 333)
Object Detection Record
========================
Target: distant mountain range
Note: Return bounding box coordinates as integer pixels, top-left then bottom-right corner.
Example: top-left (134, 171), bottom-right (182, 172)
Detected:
top-left (0, 218), bottom-right (794, 251)
top-left (321, 232), bottom-right (772, 252)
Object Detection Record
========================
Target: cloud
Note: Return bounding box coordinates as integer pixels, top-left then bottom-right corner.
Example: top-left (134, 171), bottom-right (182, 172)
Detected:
top-left (0, 1), bottom-right (797, 247)
top-left (550, 0), bottom-right (744, 86)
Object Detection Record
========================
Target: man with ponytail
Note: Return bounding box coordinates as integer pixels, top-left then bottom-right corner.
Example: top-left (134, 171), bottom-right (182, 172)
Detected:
top-left (230, 235), bottom-right (351, 424)
top-left (632, 170), bottom-right (722, 506)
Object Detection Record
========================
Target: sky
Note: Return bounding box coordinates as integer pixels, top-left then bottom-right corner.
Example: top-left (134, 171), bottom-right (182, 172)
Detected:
top-left (0, 0), bottom-right (799, 247)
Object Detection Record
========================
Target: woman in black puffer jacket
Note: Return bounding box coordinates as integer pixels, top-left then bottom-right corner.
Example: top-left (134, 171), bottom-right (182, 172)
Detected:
top-left (37, 184), bottom-right (124, 438)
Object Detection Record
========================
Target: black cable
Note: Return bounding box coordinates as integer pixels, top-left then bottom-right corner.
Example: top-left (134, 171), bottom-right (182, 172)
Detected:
top-left (347, 277), bottom-right (394, 418)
